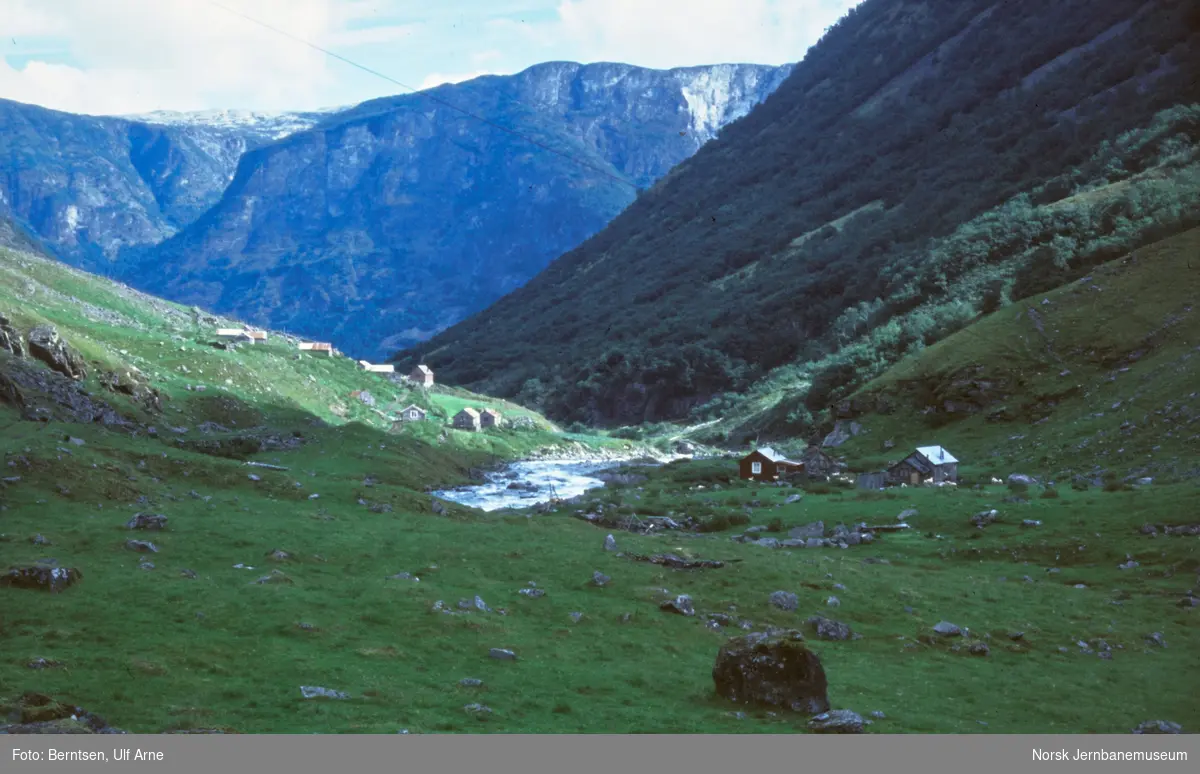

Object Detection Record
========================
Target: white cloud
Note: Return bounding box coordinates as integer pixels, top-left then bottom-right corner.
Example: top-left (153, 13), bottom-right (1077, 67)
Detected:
top-left (0, 0), bottom-right (864, 115)
top-left (0, 0), bottom-right (361, 114)
top-left (548, 0), bottom-right (862, 67)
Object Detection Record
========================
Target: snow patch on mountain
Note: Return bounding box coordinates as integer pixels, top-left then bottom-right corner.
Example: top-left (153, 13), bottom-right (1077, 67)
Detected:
top-left (122, 106), bottom-right (347, 140)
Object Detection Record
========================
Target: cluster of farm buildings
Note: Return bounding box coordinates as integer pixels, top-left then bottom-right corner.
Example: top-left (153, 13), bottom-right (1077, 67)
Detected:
top-left (738, 444), bottom-right (959, 489)
top-left (213, 327), bottom-right (504, 433)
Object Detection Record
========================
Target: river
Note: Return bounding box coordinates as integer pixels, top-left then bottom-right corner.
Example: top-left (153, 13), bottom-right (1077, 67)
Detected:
top-left (431, 458), bottom-right (666, 512)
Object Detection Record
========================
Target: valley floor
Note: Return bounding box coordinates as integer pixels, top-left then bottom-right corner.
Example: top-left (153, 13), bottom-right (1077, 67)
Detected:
top-left (2, 430), bottom-right (1197, 734)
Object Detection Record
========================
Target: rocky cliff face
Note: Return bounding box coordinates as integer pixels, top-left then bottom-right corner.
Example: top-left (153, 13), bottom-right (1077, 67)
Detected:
top-left (130, 62), bottom-right (792, 358)
top-left (0, 99), bottom-right (325, 272)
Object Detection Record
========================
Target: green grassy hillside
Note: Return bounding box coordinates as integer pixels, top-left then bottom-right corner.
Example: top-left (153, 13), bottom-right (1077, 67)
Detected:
top-left (3, 239), bottom-right (1198, 735)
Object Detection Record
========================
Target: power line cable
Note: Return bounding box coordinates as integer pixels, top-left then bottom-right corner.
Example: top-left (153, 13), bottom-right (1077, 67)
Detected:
top-left (203, 0), bottom-right (639, 190)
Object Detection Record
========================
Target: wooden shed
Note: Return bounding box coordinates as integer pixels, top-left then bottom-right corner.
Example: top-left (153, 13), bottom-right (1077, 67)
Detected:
top-left (886, 445), bottom-right (959, 485)
top-left (411, 364), bottom-right (434, 387)
top-left (739, 447), bottom-right (804, 482)
top-left (480, 408), bottom-right (502, 428)
top-left (452, 407), bottom-right (481, 432)
top-left (397, 404), bottom-right (427, 422)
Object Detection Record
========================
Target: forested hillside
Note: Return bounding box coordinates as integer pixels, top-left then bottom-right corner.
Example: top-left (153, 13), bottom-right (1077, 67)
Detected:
top-left (395, 0), bottom-right (1200, 430)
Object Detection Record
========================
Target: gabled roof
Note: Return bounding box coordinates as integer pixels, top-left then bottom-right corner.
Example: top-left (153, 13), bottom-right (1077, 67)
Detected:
top-left (400, 404), bottom-right (426, 414)
top-left (455, 407), bottom-right (480, 418)
top-left (749, 446), bottom-right (799, 464)
top-left (915, 445), bottom-right (958, 465)
top-left (480, 408), bottom-right (501, 416)
top-left (413, 364), bottom-right (433, 375)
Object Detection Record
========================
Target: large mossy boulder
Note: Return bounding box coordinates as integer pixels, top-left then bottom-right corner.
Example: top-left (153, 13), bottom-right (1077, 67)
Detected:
top-left (712, 630), bottom-right (831, 715)
top-left (27, 326), bottom-right (87, 381)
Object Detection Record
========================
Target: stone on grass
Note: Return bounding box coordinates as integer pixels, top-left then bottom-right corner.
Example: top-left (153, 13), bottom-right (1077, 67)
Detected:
top-left (808, 709), bottom-right (864, 734)
top-left (1132, 720), bottom-right (1182, 734)
top-left (124, 539), bottom-right (158, 553)
top-left (126, 512), bottom-right (167, 530)
top-left (769, 591), bottom-right (799, 611)
top-left (933, 621), bottom-right (962, 637)
top-left (806, 616), bottom-right (854, 641)
top-left (489, 648), bottom-right (517, 661)
top-left (592, 571), bottom-right (610, 587)
top-left (604, 534), bottom-right (618, 552)
top-left (711, 630), bottom-right (830, 716)
top-left (660, 594), bottom-right (695, 616)
top-left (300, 686), bottom-right (348, 700)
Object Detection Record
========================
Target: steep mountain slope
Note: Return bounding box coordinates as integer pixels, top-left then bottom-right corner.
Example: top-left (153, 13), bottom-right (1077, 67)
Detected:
top-left (0, 100), bottom-right (327, 271)
top-left (395, 0), bottom-right (1200, 427)
top-left (132, 62), bottom-right (792, 359)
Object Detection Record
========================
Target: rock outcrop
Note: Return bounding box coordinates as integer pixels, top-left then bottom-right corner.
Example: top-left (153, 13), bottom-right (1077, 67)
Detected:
top-left (712, 630), bottom-right (831, 715)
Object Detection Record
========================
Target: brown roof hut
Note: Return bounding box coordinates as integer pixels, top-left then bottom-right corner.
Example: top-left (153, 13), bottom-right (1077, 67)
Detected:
top-left (411, 364), bottom-right (434, 387)
top-left (739, 447), bottom-right (804, 482)
top-left (480, 408), bottom-right (502, 428)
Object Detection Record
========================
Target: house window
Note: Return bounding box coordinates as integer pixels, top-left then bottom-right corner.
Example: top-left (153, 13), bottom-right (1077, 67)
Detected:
top-left (751, 462), bottom-right (762, 475)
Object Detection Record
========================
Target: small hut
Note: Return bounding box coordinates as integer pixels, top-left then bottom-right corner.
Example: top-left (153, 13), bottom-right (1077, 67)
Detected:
top-left (738, 447), bottom-right (804, 482)
top-left (480, 408), bottom-right (502, 428)
top-left (452, 407), bottom-right (481, 432)
top-left (411, 364), bottom-right (434, 387)
top-left (886, 445), bottom-right (959, 485)
top-left (397, 404), bottom-right (427, 422)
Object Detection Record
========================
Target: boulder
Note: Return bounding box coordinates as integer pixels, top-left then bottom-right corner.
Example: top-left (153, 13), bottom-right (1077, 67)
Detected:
top-left (660, 594), bottom-right (695, 616)
top-left (789, 522), bottom-right (825, 540)
top-left (806, 616), bottom-right (854, 641)
top-left (126, 512), bottom-right (168, 531)
top-left (27, 326), bottom-right (87, 381)
top-left (1132, 720), bottom-right (1183, 734)
top-left (0, 313), bottom-right (25, 357)
top-left (1, 565), bottom-right (82, 593)
top-left (932, 621), bottom-right (962, 637)
top-left (712, 630), bottom-right (830, 715)
top-left (808, 709), bottom-right (864, 734)
top-left (970, 510), bottom-right (998, 528)
top-left (769, 591), bottom-right (799, 612)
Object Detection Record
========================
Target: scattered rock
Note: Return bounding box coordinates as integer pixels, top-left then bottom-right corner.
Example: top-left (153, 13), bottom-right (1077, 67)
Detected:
top-left (932, 621), bottom-right (962, 637)
top-left (1144, 632), bottom-right (1167, 648)
top-left (488, 648), bottom-right (517, 661)
top-left (180, 569), bottom-right (197, 579)
top-left (1132, 720), bottom-right (1182, 734)
top-left (806, 616), bottom-right (854, 641)
top-left (459, 678), bottom-right (484, 687)
top-left (299, 686), bottom-right (348, 700)
top-left (1007, 474), bottom-right (1036, 486)
top-left (970, 510), bottom-right (998, 528)
top-left (569, 611), bottom-right (584, 623)
top-left (869, 710), bottom-right (886, 720)
top-left (825, 596), bottom-right (840, 608)
top-left (968, 642), bottom-right (990, 657)
top-left (124, 539), bottom-right (158, 553)
top-left (604, 534), bottom-right (618, 551)
top-left (254, 570), bottom-right (293, 585)
top-left (660, 594), bottom-right (696, 616)
top-left (518, 587), bottom-right (546, 598)
top-left (712, 630), bottom-right (830, 715)
top-left (126, 512), bottom-right (167, 531)
top-left (26, 658), bottom-right (65, 670)
top-left (769, 591), bottom-right (799, 612)
top-left (463, 703), bottom-right (492, 715)
top-left (808, 709), bottom-right (864, 734)
top-left (897, 509), bottom-right (919, 522)
top-left (592, 571), bottom-right (611, 587)
top-left (784, 494), bottom-right (803, 504)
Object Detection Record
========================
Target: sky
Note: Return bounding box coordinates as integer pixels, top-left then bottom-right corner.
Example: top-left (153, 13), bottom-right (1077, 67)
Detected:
top-left (1, 0), bottom-right (864, 116)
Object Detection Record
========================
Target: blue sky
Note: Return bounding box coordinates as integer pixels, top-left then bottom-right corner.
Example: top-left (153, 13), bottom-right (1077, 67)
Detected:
top-left (1, 0), bottom-right (863, 116)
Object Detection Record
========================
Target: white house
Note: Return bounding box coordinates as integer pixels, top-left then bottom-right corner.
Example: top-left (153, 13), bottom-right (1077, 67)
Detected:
top-left (298, 342), bottom-right (333, 355)
top-left (216, 328), bottom-right (245, 338)
top-left (397, 404), bottom-right (427, 422)
top-left (358, 360), bottom-right (395, 374)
